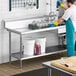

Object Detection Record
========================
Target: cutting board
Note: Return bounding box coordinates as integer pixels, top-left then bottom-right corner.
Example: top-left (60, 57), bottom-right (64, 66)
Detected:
top-left (51, 56), bottom-right (76, 74)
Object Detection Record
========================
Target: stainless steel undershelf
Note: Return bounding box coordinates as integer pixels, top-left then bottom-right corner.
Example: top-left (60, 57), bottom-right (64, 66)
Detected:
top-left (11, 46), bottom-right (66, 60)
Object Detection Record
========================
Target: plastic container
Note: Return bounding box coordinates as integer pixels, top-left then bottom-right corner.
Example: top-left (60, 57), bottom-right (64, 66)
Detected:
top-left (35, 38), bottom-right (46, 54)
top-left (34, 42), bottom-right (41, 55)
top-left (23, 39), bottom-right (35, 56)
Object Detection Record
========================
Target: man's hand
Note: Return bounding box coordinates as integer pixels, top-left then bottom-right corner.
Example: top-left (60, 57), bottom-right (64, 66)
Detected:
top-left (58, 18), bottom-right (64, 24)
top-left (53, 18), bottom-right (64, 26)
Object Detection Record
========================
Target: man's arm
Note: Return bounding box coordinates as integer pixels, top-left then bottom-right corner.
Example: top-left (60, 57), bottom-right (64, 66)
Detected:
top-left (53, 5), bottom-right (69, 26)
top-left (57, 4), bottom-right (68, 24)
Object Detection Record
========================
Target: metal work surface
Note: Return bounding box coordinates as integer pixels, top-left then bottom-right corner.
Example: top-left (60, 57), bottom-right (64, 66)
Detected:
top-left (6, 26), bottom-right (59, 35)
top-left (6, 24), bottom-right (66, 34)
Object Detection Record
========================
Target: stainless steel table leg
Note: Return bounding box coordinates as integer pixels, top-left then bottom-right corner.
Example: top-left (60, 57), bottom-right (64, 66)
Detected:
top-left (48, 68), bottom-right (51, 76)
top-left (57, 29), bottom-right (59, 46)
top-left (9, 32), bottom-right (11, 63)
top-left (20, 34), bottom-right (23, 69)
top-left (20, 59), bottom-right (22, 70)
top-left (58, 37), bottom-right (60, 45)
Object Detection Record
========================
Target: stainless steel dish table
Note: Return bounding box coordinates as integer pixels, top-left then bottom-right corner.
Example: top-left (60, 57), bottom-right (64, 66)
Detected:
top-left (5, 26), bottom-right (66, 69)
